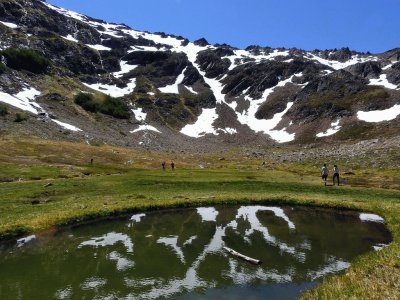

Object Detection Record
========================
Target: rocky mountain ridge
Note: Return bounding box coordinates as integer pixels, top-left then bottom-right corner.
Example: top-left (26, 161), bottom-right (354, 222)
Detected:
top-left (0, 0), bottom-right (399, 150)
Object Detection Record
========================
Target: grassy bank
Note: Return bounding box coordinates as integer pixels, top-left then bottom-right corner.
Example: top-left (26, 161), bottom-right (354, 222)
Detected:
top-left (0, 137), bottom-right (399, 299)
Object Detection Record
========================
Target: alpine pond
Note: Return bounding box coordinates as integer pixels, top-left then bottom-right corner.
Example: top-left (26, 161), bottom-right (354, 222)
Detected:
top-left (0, 206), bottom-right (392, 299)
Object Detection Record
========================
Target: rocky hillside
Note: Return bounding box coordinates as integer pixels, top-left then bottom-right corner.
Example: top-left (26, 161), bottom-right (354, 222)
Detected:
top-left (0, 0), bottom-right (399, 150)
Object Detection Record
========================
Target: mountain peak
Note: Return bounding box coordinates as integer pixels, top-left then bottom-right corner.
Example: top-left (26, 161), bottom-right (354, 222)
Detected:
top-left (0, 0), bottom-right (399, 150)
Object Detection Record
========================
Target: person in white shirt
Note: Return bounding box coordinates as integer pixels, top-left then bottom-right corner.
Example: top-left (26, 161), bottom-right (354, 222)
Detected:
top-left (321, 164), bottom-right (329, 186)
top-left (333, 165), bottom-right (340, 186)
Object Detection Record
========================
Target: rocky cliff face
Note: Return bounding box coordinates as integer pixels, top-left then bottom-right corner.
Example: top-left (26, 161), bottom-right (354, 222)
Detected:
top-left (0, 0), bottom-right (399, 150)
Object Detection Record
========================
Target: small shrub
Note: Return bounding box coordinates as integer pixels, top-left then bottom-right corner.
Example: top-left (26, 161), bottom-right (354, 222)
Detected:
top-left (0, 48), bottom-right (50, 74)
top-left (14, 112), bottom-right (28, 122)
top-left (0, 104), bottom-right (8, 116)
top-left (74, 92), bottom-right (129, 119)
top-left (100, 96), bottom-right (130, 119)
top-left (134, 76), bottom-right (154, 93)
top-left (74, 93), bottom-right (99, 112)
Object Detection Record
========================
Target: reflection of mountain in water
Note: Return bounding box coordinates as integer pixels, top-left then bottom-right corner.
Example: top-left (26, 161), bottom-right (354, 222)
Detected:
top-left (76, 206), bottom-right (391, 299)
top-left (0, 206), bottom-right (392, 300)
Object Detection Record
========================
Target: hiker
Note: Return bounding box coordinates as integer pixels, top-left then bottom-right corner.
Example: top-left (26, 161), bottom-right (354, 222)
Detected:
top-left (162, 161), bottom-right (166, 171)
top-left (333, 165), bottom-right (340, 186)
top-left (321, 163), bottom-right (329, 186)
top-left (171, 161), bottom-right (175, 171)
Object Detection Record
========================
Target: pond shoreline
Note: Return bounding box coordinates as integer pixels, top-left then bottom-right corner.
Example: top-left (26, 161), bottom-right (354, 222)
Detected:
top-left (1, 197), bottom-right (370, 242)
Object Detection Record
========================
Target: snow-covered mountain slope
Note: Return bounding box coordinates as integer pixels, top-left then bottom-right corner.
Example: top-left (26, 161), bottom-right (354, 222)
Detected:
top-left (0, 0), bottom-right (399, 149)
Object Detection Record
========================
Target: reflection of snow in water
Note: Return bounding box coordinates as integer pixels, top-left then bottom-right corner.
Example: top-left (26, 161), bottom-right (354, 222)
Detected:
top-left (128, 213), bottom-right (146, 228)
top-left (130, 213), bottom-right (146, 222)
top-left (137, 227), bottom-right (227, 299)
top-left (359, 213), bottom-right (385, 223)
top-left (235, 206), bottom-right (302, 260)
top-left (183, 235), bottom-right (197, 246)
top-left (108, 251), bottom-right (135, 271)
top-left (157, 236), bottom-right (185, 263)
top-left (139, 206), bottom-right (302, 298)
top-left (197, 207), bottom-right (219, 222)
top-left (81, 277), bottom-right (107, 290)
top-left (307, 257), bottom-right (350, 280)
top-left (373, 243), bottom-right (390, 251)
top-left (16, 235), bottom-right (36, 247)
top-left (72, 206), bottom-right (368, 299)
top-left (54, 286), bottom-right (73, 300)
top-left (226, 259), bottom-right (292, 285)
top-left (78, 232), bottom-right (133, 253)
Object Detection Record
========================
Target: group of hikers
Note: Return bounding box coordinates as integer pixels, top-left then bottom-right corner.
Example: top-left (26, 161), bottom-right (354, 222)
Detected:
top-left (321, 163), bottom-right (340, 186)
top-left (162, 161), bottom-right (175, 171)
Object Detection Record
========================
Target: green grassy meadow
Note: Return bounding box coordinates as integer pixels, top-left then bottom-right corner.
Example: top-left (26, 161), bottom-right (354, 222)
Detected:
top-left (0, 137), bottom-right (399, 299)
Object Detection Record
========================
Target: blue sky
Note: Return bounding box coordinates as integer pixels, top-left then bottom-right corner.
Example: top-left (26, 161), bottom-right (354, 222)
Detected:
top-left (46, 0), bottom-right (399, 53)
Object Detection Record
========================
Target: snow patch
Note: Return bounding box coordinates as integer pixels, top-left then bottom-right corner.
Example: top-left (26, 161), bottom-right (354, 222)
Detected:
top-left (307, 53), bottom-right (377, 70)
top-left (159, 68), bottom-right (186, 94)
top-left (219, 127), bottom-right (237, 135)
top-left (234, 75), bottom-right (299, 143)
top-left (128, 45), bottom-right (168, 53)
top-left (131, 107), bottom-right (147, 122)
top-left (357, 104), bottom-right (400, 123)
top-left (85, 44), bottom-right (112, 51)
top-left (382, 63), bottom-right (394, 71)
top-left (130, 125), bottom-right (160, 133)
top-left (62, 35), bottom-right (78, 43)
top-left (44, 2), bottom-right (123, 38)
top-left (369, 74), bottom-right (399, 89)
top-left (52, 119), bottom-right (82, 132)
top-left (113, 61), bottom-right (137, 78)
top-left (83, 80), bottom-right (136, 97)
top-left (316, 119), bottom-right (341, 137)
top-left (0, 86), bottom-right (81, 132)
top-left (0, 21), bottom-right (19, 29)
top-left (0, 87), bottom-right (42, 114)
top-left (180, 108), bottom-right (219, 137)
top-left (44, 3), bottom-right (87, 23)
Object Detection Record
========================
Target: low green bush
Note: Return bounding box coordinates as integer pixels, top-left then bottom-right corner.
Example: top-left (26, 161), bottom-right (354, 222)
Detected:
top-left (74, 92), bottom-right (130, 119)
top-left (100, 96), bottom-right (130, 119)
top-left (74, 93), bottom-right (99, 112)
top-left (14, 112), bottom-right (28, 122)
top-left (0, 48), bottom-right (50, 74)
top-left (0, 104), bottom-right (8, 116)
top-left (134, 76), bottom-right (154, 93)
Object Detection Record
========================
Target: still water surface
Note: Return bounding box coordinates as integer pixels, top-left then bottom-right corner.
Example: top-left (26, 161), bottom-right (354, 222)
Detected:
top-left (0, 206), bottom-right (391, 299)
